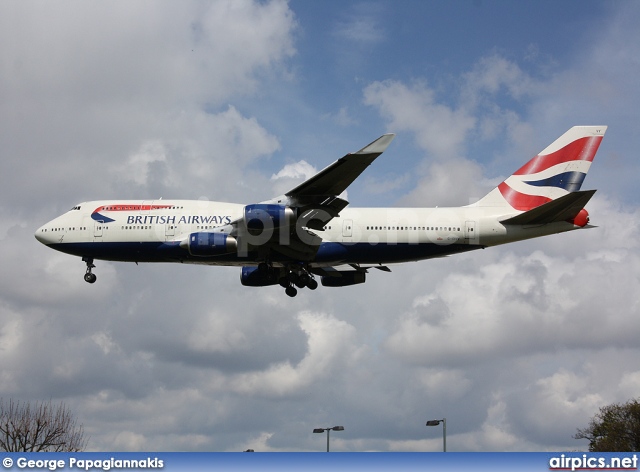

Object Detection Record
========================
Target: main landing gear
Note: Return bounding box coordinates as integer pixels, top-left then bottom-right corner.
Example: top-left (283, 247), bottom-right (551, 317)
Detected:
top-left (256, 262), bottom-right (317, 297)
top-left (82, 256), bottom-right (97, 284)
top-left (278, 267), bottom-right (318, 298)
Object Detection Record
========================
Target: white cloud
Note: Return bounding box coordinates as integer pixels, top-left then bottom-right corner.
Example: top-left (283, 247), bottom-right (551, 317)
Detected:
top-left (270, 160), bottom-right (317, 196)
top-left (398, 158), bottom-right (487, 207)
top-left (417, 368), bottom-right (472, 399)
top-left (0, 0), bottom-right (295, 108)
top-left (461, 395), bottom-right (521, 451)
top-left (271, 160), bottom-right (317, 181)
top-left (361, 68), bottom-right (529, 206)
top-left (384, 239), bottom-right (640, 368)
top-left (364, 80), bottom-right (476, 159)
top-left (229, 312), bottom-right (360, 397)
top-left (0, 1), bottom-right (292, 207)
top-left (117, 141), bottom-right (171, 187)
top-left (462, 54), bottom-right (540, 105)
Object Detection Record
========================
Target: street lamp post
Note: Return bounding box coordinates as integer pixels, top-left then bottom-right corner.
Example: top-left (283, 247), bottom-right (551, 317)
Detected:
top-left (426, 418), bottom-right (446, 452)
top-left (313, 426), bottom-right (344, 452)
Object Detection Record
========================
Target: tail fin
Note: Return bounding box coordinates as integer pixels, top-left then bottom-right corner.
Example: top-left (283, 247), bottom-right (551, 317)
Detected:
top-left (475, 126), bottom-right (607, 212)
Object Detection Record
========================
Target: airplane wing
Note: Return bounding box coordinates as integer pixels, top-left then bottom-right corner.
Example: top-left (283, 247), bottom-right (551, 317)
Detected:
top-left (285, 133), bottom-right (396, 200)
top-left (280, 133), bottom-right (395, 230)
top-left (227, 133), bottom-right (395, 262)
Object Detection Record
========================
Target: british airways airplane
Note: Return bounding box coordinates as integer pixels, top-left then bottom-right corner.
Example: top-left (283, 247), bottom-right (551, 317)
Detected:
top-left (35, 126), bottom-right (606, 297)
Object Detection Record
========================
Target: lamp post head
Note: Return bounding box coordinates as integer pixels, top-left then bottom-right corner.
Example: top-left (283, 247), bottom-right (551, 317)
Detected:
top-left (313, 426), bottom-right (344, 452)
top-left (426, 420), bottom-right (441, 426)
top-left (314, 426), bottom-right (344, 433)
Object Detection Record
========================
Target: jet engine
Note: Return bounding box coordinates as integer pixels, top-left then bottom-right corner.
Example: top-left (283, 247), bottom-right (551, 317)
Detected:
top-left (243, 204), bottom-right (296, 236)
top-left (183, 232), bottom-right (237, 256)
top-left (321, 271), bottom-right (366, 287)
top-left (240, 266), bottom-right (280, 286)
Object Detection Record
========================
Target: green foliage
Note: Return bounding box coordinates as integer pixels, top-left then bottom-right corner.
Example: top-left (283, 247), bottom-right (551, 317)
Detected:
top-left (575, 398), bottom-right (640, 452)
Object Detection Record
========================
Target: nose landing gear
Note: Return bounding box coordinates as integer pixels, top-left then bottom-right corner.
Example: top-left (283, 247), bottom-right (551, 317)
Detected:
top-left (82, 256), bottom-right (97, 284)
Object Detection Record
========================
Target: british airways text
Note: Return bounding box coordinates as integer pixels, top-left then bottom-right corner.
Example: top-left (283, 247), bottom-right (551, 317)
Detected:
top-left (126, 215), bottom-right (232, 225)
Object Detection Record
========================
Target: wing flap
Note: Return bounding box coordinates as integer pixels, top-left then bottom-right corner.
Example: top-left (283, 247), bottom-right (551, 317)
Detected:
top-left (299, 196), bottom-right (349, 231)
top-left (310, 263), bottom-right (390, 277)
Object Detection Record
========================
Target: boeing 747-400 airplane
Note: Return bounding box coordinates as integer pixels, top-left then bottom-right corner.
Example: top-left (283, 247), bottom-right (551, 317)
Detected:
top-left (35, 126), bottom-right (607, 297)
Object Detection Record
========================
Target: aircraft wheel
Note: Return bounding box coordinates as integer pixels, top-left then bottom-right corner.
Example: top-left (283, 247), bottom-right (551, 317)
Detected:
top-left (295, 274), bottom-right (308, 289)
top-left (285, 286), bottom-right (297, 297)
top-left (307, 278), bottom-right (318, 290)
top-left (84, 273), bottom-right (97, 284)
top-left (278, 277), bottom-right (289, 288)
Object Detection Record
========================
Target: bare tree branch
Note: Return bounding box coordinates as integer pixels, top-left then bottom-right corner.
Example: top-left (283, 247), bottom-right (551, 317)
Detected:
top-left (0, 398), bottom-right (88, 452)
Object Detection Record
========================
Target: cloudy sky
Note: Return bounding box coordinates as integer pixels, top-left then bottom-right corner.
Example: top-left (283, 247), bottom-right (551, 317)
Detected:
top-left (1, 0), bottom-right (639, 452)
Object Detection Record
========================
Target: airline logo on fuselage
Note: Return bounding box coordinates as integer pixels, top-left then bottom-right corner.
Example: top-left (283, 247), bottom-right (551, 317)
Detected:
top-left (126, 215), bottom-right (232, 225)
top-left (91, 205), bottom-right (232, 226)
top-left (91, 204), bottom-right (173, 223)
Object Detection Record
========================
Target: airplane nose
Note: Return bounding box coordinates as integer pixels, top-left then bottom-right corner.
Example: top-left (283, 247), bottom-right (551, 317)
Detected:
top-left (35, 226), bottom-right (46, 244)
top-left (34, 225), bottom-right (52, 245)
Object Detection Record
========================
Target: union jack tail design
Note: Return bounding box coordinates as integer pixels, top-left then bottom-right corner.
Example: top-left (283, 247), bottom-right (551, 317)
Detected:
top-left (475, 126), bottom-right (607, 213)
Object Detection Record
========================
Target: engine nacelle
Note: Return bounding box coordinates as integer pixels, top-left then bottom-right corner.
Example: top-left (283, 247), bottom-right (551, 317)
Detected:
top-left (240, 266), bottom-right (279, 287)
top-left (321, 271), bottom-right (366, 287)
top-left (570, 208), bottom-right (590, 227)
top-left (183, 232), bottom-right (237, 257)
top-left (243, 204), bottom-right (295, 236)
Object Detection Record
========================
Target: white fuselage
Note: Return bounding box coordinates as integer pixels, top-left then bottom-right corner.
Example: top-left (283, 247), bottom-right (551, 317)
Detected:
top-left (35, 199), bottom-right (580, 266)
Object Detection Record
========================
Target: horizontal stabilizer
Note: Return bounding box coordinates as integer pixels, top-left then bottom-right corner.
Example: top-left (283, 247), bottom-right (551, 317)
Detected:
top-left (501, 189), bottom-right (596, 225)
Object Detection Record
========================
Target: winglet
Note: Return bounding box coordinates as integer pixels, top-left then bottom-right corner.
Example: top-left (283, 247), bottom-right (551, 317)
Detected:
top-left (355, 133), bottom-right (395, 155)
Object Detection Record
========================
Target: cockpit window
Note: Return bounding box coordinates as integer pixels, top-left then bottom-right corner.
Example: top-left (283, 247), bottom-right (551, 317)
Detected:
top-left (69, 205), bottom-right (82, 211)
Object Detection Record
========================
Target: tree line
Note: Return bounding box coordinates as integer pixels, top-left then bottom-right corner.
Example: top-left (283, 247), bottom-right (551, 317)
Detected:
top-left (2, 396), bottom-right (639, 452)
